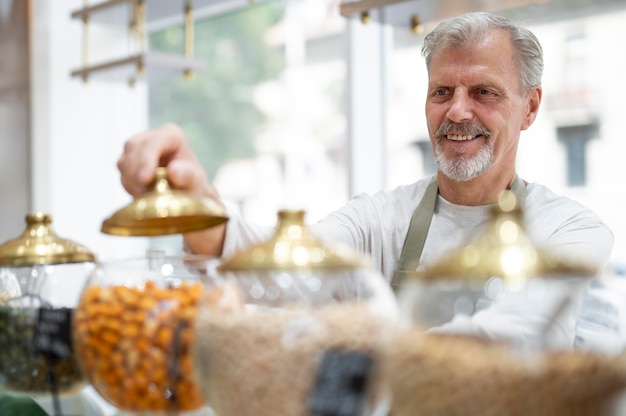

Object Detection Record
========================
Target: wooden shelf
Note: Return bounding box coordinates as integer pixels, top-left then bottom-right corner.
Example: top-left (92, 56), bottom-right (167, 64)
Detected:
top-left (339, 0), bottom-right (559, 28)
top-left (339, 0), bottom-right (408, 17)
top-left (70, 0), bottom-right (242, 84)
top-left (70, 0), bottom-right (252, 29)
top-left (70, 52), bottom-right (206, 83)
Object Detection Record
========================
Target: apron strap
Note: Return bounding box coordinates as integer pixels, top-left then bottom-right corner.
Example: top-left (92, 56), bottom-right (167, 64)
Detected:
top-left (391, 176), bottom-right (438, 290)
top-left (390, 175), bottom-right (526, 292)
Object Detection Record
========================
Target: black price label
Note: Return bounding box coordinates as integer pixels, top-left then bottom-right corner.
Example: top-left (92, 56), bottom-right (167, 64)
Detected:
top-left (33, 307), bottom-right (73, 361)
top-left (308, 349), bottom-right (374, 416)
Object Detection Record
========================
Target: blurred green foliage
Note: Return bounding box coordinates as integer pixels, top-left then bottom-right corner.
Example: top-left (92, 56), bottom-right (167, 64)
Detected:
top-left (0, 394), bottom-right (47, 416)
top-left (149, 2), bottom-right (286, 181)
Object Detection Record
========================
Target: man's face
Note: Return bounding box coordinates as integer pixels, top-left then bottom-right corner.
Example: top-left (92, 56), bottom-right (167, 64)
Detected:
top-left (425, 29), bottom-right (541, 182)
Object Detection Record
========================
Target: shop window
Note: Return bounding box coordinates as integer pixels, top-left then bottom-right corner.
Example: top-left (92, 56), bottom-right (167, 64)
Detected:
top-left (557, 124), bottom-right (597, 187)
top-left (148, 0), bottom-right (348, 226)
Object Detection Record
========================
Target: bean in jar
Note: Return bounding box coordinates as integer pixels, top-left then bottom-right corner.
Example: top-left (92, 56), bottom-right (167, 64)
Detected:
top-left (73, 280), bottom-right (205, 413)
top-left (0, 303), bottom-right (83, 394)
top-left (0, 213), bottom-right (96, 397)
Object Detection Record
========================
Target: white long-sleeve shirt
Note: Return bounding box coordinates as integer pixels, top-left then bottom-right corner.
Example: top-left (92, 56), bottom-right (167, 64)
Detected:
top-left (220, 176), bottom-right (614, 349)
top-left (223, 177), bottom-right (613, 278)
top-left (57, 177), bottom-right (615, 416)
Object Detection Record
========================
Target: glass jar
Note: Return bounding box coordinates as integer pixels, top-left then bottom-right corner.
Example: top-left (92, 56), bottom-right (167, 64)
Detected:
top-left (0, 213), bottom-right (96, 396)
top-left (396, 190), bottom-right (596, 347)
top-left (74, 166), bottom-right (228, 415)
top-left (387, 191), bottom-right (626, 416)
top-left (72, 251), bottom-right (220, 415)
top-left (192, 209), bottom-right (400, 416)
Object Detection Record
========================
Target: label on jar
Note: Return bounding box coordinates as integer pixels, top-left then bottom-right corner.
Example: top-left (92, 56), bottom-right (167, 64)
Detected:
top-left (33, 307), bottom-right (73, 361)
top-left (308, 349), bottom-right (374, 416)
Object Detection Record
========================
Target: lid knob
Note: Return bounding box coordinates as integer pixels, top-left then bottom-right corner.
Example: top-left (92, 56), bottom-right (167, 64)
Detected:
top-left (101, 167), bottom-right (229, 236)
top-left (218, 209), bottom-right (371, 272)
top-left (0, 212), bottom-right (95, 266)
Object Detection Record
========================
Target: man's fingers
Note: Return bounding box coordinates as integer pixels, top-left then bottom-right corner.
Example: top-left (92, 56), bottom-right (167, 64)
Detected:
top-left (117, 124), bottom-right (189, 197)
top-left (167, 159), bottom-right (218, 200)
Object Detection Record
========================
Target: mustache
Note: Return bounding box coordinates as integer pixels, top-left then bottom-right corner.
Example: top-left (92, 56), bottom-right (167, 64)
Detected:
top-left (435, 122), bottom-right (491, 138)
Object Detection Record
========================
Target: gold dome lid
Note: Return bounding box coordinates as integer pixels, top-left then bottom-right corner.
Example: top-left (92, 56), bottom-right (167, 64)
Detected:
top-left (419, 190), bottom-right (596, 288)
top-left (101, 167), bottom-right (229, 236)
top-left (0, 212), bottom-right (96, 267)
top-left (218, 209), bottom-right (371, 272)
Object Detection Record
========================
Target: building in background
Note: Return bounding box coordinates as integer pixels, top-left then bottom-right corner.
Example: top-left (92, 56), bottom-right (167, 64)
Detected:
top-left (386, 1), bottom-right (626, 266)
top-left (1, 0), bottom-right (625, 269)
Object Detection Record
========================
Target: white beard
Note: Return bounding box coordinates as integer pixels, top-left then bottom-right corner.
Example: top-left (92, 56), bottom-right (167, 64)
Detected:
top-left (433, 139), bottom-right (494, 182)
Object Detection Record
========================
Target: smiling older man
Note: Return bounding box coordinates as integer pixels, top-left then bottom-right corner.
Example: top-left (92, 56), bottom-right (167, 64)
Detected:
top-left (117, 12), bottom-right (613, 350)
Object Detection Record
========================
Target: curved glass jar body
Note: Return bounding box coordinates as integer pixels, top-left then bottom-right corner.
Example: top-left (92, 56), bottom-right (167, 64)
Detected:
top-left (0, 214), bottom-right (95, 396)
top-left (72, 252), bottom-right (218, 415)
top-left (396, 191), bottom-right (596, 349)
top-left (386, 192), bottom-right (623, 416)
top-left (399, 271), bottom-right (594, 344)
top-left (0, 263), bottom-right (95, 396)
top-left (192, 210), bottom-right (400, 416)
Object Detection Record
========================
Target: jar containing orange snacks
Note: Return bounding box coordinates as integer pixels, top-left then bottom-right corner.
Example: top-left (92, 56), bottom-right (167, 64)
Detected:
top-left (73, 251), bottom-right (220, 415)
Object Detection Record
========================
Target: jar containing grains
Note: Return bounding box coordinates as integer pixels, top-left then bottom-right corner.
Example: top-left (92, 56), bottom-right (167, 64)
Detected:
top-left (73, 252), bottom-right (220, 415)
top-left (387, 190), bottom-right (626, 416)
top-left (0, 213), bottom-right (96, 397)
top-left (193, 209), bottom-right (400, 416)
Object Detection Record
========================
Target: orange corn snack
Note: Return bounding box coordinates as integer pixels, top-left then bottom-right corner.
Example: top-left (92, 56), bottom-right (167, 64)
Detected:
top-left (73, 281), bottom-right (205, 413)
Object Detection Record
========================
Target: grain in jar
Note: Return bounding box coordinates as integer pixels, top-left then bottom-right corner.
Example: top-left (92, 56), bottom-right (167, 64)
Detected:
top-left (385, 331), bottom-right (626, 416)
top-left (194, 300), bottom-right (394, 416)
top-left (193, 210), bottom-right (401, 416)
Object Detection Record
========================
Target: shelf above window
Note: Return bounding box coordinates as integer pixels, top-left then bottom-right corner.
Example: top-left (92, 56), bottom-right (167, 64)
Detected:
top-left (339, 0), bottom-right (407, 18)
top-left (70, 0), bottom-right (251, 84)
top-left (70, 0), bottom-right (257, 31)
top-left (339, 0), bottom-right (554, 28)
top-left (70, 51), bottom-right (207, 84)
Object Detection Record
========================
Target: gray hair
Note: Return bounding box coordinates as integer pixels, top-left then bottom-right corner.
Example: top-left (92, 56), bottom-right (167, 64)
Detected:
top-left (422, 12), bottom-right (543, 92)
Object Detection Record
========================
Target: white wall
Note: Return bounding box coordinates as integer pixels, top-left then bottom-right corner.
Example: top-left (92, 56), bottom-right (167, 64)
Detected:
top-left (0, 0), bottom-right (30, 244)
top-left (521, 11), bottom-right (626, 265)
top-left (30, 0), bottom-right (150, 261)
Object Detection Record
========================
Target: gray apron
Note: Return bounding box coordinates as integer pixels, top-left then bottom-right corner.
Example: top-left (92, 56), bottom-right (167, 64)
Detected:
top-left (390, 175), bottom-right (527, 291)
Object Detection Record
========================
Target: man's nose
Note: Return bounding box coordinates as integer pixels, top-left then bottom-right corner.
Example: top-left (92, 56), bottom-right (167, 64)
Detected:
top-left (446, 92), bottom-right (474, 123)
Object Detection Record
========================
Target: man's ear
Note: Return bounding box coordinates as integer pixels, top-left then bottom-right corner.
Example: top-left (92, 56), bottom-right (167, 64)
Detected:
top-left (521, 86), bottom-right (542, 131)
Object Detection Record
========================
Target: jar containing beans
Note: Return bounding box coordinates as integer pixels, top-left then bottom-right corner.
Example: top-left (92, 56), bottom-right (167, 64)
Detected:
top-left (192, 209), bottom-right (400, 416)
top-left (0, 213), bottom-right (96, 397)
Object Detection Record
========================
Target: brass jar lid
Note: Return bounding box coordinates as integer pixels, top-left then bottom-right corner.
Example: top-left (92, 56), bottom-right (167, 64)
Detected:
top-left (101, 167), bottom-right (229, 236)
top-left (219, 209), bottom-right (371, 272)
top-left (0, 213), bottom-right (96, 267)
top-left (419, 190), bottom-right (596, 288)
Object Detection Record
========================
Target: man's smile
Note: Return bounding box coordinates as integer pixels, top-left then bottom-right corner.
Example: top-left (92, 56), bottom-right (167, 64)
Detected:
top-left (446, 134), bottom-right (482, 141)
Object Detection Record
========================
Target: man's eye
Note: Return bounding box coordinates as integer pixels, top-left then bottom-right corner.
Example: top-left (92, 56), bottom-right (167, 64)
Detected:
top-left (479, 89), bottom-right (492, 95)
top-left (434, 89), bottom-right (447, 96)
